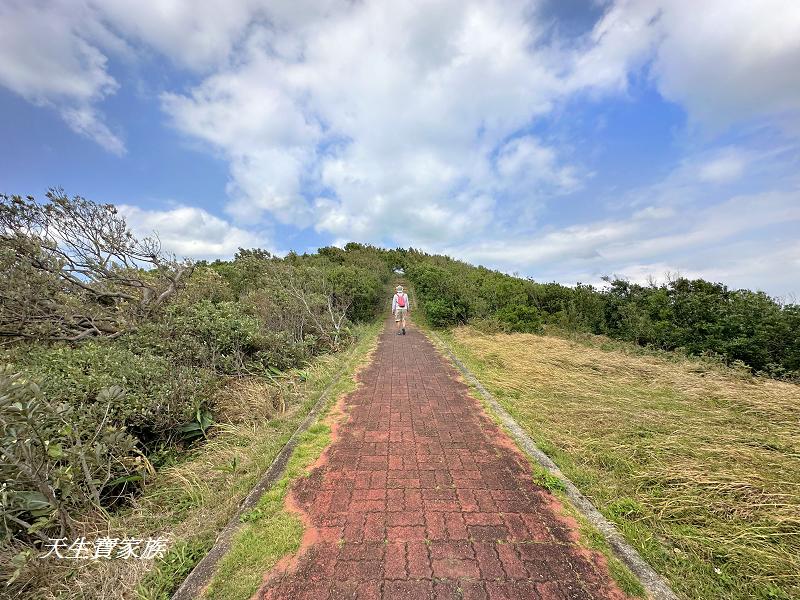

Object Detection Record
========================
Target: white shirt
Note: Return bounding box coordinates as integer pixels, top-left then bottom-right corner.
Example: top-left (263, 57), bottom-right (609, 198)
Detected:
top-left (392, 293), bottom-right (409, 312)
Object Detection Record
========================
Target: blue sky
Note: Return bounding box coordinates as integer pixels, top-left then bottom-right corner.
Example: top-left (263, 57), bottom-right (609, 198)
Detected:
top-left (1, 0), bottom-right (799, 298)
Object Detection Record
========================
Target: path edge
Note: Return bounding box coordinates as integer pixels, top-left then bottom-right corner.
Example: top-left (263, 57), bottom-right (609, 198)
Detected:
top-left (171, 362), bottom-right (351, 600)
top-left (427, 330), bottom-right (679, 600)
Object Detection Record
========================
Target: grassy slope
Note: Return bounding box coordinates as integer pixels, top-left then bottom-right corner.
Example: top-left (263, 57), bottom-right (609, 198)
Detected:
top-left (441, 326), bottom-right (799, 600)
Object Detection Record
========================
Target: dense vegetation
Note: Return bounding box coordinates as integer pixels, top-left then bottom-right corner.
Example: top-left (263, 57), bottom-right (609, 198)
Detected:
top-left (396, 250), bottom-right (799, 379)
top-left (0, 192), bottom-right (392, 558)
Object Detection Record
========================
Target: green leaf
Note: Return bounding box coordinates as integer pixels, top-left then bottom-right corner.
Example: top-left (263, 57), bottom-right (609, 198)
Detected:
top-left (46, 443), bottom-right (64, 458)
top-left (108, 474), bottom-right (144, 486)
top-left (14, 491), bottom-right (51, 512)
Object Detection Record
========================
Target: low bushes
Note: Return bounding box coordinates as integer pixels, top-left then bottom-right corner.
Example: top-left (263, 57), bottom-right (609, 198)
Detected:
top-left (399, 251), bottom-right (799, 378)
top-left (168, 301), bottom-right (263, 375)
top-left (0, 193), bottom-right (392, 552)
top-left (16, 342), bottom-right (214, 444)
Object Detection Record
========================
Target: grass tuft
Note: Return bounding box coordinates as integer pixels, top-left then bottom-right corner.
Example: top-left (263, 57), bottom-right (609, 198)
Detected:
top-left (136, 536), bottom-right (214, 599)
top-left (530, 464), bottom-right (567, 493)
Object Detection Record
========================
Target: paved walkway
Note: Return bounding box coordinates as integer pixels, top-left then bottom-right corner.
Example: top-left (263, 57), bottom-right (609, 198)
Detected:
top-left (256, 320), bottom-right (631, 600)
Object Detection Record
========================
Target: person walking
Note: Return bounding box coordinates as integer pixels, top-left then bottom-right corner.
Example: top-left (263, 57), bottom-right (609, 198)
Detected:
top-left (392, 285), bottom-right (410, 335)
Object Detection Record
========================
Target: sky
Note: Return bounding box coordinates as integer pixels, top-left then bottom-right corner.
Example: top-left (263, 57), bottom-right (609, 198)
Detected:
top-left (1, 0), bottom-right (799, 298)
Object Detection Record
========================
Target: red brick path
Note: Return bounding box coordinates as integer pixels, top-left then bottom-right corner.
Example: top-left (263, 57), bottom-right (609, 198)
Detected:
top-left (255, 320), bottom-right (631, 600)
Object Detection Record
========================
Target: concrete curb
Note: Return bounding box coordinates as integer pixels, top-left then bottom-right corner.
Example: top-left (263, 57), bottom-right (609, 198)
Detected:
top-left (429, 331), bottom-right (679, 600)
top-left (171, 363), bottom-right (349, 600)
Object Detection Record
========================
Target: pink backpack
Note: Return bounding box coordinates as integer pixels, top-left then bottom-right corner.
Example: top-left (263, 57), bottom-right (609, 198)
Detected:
top-left (396, 293), bottom-right (406, 308)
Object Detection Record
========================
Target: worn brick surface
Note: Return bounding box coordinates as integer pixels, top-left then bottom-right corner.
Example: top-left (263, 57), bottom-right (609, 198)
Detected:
top-left (256, 320), bottom-right (631, 600)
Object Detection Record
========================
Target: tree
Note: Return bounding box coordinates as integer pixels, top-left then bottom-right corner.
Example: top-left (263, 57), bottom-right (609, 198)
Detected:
top-left (0, 190), bottom-right (193, 341)
top-left (280, 264), bottom-right (355, 349)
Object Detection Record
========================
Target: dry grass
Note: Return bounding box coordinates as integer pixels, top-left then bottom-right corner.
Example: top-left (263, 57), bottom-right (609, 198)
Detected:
top-left (446, 326), bottom-right (800, 600)
top-left (213, 377), bottom-right (289, 423)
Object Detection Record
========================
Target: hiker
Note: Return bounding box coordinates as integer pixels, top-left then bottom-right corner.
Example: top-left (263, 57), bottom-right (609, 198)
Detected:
top-left (392, 285), bottom-right (410, 335)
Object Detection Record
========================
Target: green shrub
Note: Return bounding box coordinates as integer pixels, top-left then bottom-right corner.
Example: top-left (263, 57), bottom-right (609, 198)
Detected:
top-left (168, 301), bottom-right (262, 375)
top-left (402, 249), bottom-right (799, 378)
top-left (254, 331), bottom-right (317, 371)
top-left (495, 304), bottom-right (543, 333)
top-left (424, 298), bottom-right (462, 328)
top-left (0, 365), bottom-right (143, 540)
top-left (178, 266), bottom-right (234, 305)
top-left (16, 341), bottom-right (213, 443)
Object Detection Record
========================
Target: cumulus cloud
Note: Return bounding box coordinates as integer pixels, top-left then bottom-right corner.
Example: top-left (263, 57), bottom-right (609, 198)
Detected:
top-left (160, 46), bottom-right (321, 227)
top-left (158, 0), bottom-right (800, 249)
top-left (580, 0), bottom-right (800, 130)
top-left (118, 204), bottom-right (271, 259)
top-left (160, 0), bottom-right (600, 244)
top-left (3, 0), bottom-right (798, 172)
top-left (0, 0), bottom-right (269, 153)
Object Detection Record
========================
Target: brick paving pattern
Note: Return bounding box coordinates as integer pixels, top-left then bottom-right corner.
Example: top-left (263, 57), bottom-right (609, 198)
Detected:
top-left (256, 320), bottom-right (631, 600)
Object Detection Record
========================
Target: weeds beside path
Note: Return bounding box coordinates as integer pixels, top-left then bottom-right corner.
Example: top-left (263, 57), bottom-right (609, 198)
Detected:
top-left (442, 326), bottom-right (800, 600)
top-left (198, 323), bottom-right (381, 599)
top-left (9, 322), bottom-right (382, 600)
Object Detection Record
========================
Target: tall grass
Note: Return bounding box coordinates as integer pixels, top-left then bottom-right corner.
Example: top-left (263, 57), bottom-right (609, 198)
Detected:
top-left (445, 327), bottom-right (799, 600)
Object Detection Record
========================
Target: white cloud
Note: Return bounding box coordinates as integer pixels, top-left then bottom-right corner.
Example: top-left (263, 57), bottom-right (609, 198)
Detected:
top-left (651, 0), bottom-right (800, 130)
top-left (496, 136), bottom-right (581, 192)
top-left (118, 204), bottom-right (270, 259)
top-left (578, 0), bottom-right (800, 130)
top-left (567, 0), bottom-right (659, 94)
top-left (444, 188), bottom-right (800, 296)
top-left (157, 0), bottom-right (800, 248)
top-left (60, 106), bottom-right (126, 156)
top-left (3, 0), bottom-right (797, 173)
top-left (0, 0), bottom-right (124, 153)
top-left (160, 46), bottom-right (321, 227)
top-left (89, 0), bottom-right (264, 72)
top-left (0, 0), bottom-right (270, 153)
top-left (696, 148), bottom-right (747, 184)
top-left (0, 3), bottom-right (113, 102)
top-left (617, 144), bottom-right (784, 212)
top-left (160, 0), bottom-right (606, 244)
